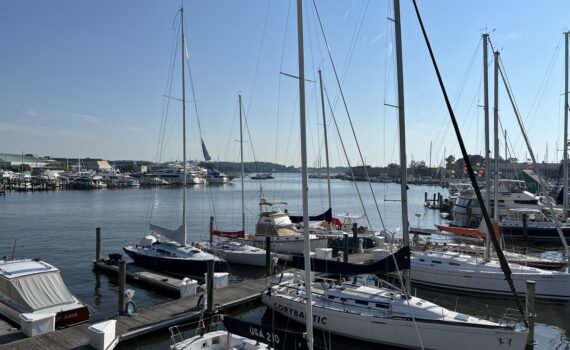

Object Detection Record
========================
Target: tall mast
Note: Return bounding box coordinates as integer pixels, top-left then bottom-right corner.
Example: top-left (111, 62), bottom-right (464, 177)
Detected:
top-left (239, 94), bottom-right (245, 234)
top-left (181, 6), bottom-right (187, 243)
top-left (394, 0), bottom-right (410, 292)
top-left (318, 70), bottom-right (332, 228)
top-left (562, 32), bottom-right (570, 220)
top-left (296, 1), bottom-right (313, 349)
top-left (493, 50), bottom-right (500, 222)
top-left (482, 33), bottom-right (491, 260)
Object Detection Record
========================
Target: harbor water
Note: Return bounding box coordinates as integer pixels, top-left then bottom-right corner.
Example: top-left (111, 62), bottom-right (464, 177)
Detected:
top-left (1, 173), bottom-right (568, 349)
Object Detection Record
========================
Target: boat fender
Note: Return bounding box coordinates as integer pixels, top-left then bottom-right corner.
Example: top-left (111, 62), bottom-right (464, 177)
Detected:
top-left (125, 300), bottom-right (138, 316)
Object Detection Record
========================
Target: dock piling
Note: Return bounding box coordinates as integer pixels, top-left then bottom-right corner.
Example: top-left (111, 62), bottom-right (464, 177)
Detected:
top-left (526, 280), bottom-right (536, 348)
top-left (96, 227), bottom-right (101, 262)
top-left (343, 233), bottom-right (349, 262)
top-left (209, 216), bottom-right (214, 244)
top-left (265, 236), bottom-right (271, 276)
top-left (206, 260), bottom-right (214, 314)
top-left (352, 223), bottom-right (359, 253)
top-left (118, 260), bottom-right (126, 315)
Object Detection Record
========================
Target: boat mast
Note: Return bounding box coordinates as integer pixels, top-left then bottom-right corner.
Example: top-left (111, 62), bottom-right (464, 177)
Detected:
top-left (239, 94), bottom-right (245, 234)
top-left (482, 33), bottom-right (491, 260)
top-left (318, 70), bottom-right (332, 230)
top-left (181, 6), bottom-right (188, 245)
top-left (562, 32), bottom-right (570, 220)
top-left (394, 0), bottom-right (410, 292)
top-left (493, 50), bottom-right (500, 223)
top-left (296, 0), bottom-right (313, 349)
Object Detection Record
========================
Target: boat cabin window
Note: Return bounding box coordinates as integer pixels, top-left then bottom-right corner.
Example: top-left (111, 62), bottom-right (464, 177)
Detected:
top-left (431, 260), bottom-right (442, 264)
top-left (449, 262), bottom-right (460, 266)
top-left (355, 300), bottom-right (368, 305)
top-left (419, 259), bottom-right (425, 262)
top-left (376, 303), bottom-right (389, 309)
top-left (156, 249), bottom-right (170, 255)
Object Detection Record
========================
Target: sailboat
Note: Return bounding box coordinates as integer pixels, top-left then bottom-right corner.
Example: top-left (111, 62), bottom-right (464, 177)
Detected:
top-left (196, 95), bottom-right (274, 267)
top-left (389, 35), bottom-right (570, 300)
top-left (123, 6), bottom-right (225, 278)
top-left (263, 1), bottom-right (528, 349)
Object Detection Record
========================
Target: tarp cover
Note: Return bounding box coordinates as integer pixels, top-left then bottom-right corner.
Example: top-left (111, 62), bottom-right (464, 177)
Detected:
top-left (223, 316), bottom-right (308, 350)
top-left (0, 271), bottom-right (76, 312)
top-left (287, 246), bottom-right (410, 275)
top-left (289, 208), bottom-right (332, 224)
top-left (212, 230), bottom-right (245, 239)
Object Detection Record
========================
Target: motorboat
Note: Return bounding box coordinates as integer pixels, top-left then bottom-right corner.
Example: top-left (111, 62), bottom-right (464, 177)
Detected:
top-left (0, 259), bottom-right (89, 329)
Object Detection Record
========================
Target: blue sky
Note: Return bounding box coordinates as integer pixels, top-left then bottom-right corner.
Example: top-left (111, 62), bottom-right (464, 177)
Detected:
top-left (1, 1), bottom-right (569, 168)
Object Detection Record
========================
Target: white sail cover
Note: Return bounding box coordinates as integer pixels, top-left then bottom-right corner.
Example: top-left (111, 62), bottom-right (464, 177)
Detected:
top-left (150, 223), bottom-right (185, 245)
top-left (0, 271), bottom-right (76, 312)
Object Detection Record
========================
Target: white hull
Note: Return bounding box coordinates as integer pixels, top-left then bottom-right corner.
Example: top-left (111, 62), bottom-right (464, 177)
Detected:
top-left (171, 330), bottom-right (264, 350)
top-left (197, 241), bottom-right (269, 267)
top-left (250, 235), bottom-right (328, 254)
top-left (409, 252), bottom-right (570, 300)
top-left (262, 293), bottom-right (526, 350)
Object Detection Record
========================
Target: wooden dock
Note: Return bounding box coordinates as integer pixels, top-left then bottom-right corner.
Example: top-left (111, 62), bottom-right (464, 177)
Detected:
top-left (0, 275), bottom-right (268, 350)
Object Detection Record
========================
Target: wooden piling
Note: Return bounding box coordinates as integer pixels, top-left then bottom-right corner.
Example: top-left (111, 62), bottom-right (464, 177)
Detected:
top-left (118, 260), bottom-right (126, 315)
top-left (265, 236), bottom-right (271, 276)
top-left (209, 216), bottom-right (214, 244)
top-left (343, 233), bottom-right (349, 262)
top-left (526, 280), bottom-right (536, 348)
top-left (95, 227), bottom-right (101, 262)
top-left (206, 260), bottom-right (214, 313)
top-left (352, 223), bottom-right (359, 253)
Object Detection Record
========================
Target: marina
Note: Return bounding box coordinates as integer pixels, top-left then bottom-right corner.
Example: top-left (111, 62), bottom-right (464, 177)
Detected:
top-left (2, 1), bottom-right (570, 349)
top-left (0, 179), bottom-right (569, 349)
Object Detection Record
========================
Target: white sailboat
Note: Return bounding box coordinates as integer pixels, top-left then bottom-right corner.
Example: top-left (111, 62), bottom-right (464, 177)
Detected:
top-left (123, 6), bottom-right (225, 278)
top-left (197, 95), bottom-right (274, 267)
top-left (263, 1), bottom-right (528, 349)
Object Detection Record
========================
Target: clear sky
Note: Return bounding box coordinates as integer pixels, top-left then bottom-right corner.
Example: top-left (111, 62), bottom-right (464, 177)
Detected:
top-left (1, 0), bottom-right (569, 168)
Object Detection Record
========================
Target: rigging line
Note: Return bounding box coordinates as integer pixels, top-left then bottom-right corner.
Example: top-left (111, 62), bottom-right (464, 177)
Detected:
top-left (323, 84), bottom-right (380, 231)
top-left (245, 0), bottom-right (273, 118)
top-left (275, 0), bottom-right (293, 165)
top-left (411, 0), bottom-right (527, 326)
top-left (311, 0), bottom-right (383, 231)
top-left (498, 57), bottom-right (570, 256)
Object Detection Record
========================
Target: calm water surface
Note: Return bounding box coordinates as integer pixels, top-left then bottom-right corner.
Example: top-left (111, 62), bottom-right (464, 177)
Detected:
top-left (1, 174), bottom-right (568, 349)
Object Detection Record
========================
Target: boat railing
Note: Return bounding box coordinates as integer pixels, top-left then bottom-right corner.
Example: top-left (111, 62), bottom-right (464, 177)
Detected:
top-left (497, 308), bottom-right (526, 328)
top-left (169, 313), bottom-right (224, 345)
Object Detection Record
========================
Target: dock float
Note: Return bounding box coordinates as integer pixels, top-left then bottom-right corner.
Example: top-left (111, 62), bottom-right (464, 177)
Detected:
top-left (0, 275), bottom-right (269, 350)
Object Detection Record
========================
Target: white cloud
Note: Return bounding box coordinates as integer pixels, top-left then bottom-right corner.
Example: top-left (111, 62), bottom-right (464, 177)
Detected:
top-left (0, 121), bottom-right (88, 138)
top-left (69, 113), bottom-right (101, 124)
top-left (24, 109), bottom-right (41, 117)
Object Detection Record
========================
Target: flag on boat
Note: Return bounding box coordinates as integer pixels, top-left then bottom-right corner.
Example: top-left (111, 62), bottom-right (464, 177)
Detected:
top-left (201, 138), bottom-right (212, 161)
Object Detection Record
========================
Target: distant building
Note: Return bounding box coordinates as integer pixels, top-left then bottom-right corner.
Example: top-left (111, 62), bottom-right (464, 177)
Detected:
top-left (51, 157), bottom-right (112, 171)
top-left (0, 153), bottom-right (48, 170)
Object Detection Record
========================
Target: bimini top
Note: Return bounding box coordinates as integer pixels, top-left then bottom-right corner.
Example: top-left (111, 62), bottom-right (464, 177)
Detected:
top-left (0, 259), bottom-right (76, 312)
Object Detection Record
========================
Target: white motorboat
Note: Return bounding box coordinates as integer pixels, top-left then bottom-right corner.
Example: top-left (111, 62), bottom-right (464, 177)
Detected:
top-left (263, 273), bottom-right (527, 350)
top-left (0, 259), bottom-right (89, 329)
top-left (248, 199), bottom-right (328, 254)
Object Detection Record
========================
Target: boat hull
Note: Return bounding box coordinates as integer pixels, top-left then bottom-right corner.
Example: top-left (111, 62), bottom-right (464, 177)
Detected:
top-left (262, 293), bottom-right (526, 350)
top-left (250, 236), bottom-right (328, 254)
top-left (123, 247), bottom-right (227, 279)
top-left (500, 223), bottom-right (570, 242)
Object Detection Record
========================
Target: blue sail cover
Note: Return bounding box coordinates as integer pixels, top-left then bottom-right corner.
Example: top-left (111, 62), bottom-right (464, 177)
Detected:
top-left (201, 138), bottom-right (212, 161)
top-left (223, 317), bottom-right (308, 350)
top-left (207, 168), bottom-right (221, 176)
top-left (288, 245), bottom-right (410, 275)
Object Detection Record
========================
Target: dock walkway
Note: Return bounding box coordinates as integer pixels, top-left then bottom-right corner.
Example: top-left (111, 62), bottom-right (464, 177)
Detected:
top-left (0, 276), bottom-right (268, 350)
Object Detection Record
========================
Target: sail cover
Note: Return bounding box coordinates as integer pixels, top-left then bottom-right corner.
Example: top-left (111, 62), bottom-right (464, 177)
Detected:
top-left (212, 230), bottom-right (245, 239)
top-left (289, 208), bottom-right (332, 224)
top-left (223, 316), bottom-right (308, 350)
top-left (288, 246), bottom-right (410, 275)
top-left (150, 223), bottom-right (185, 245)
top-left (201, 139), bottom-right (212, 161)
